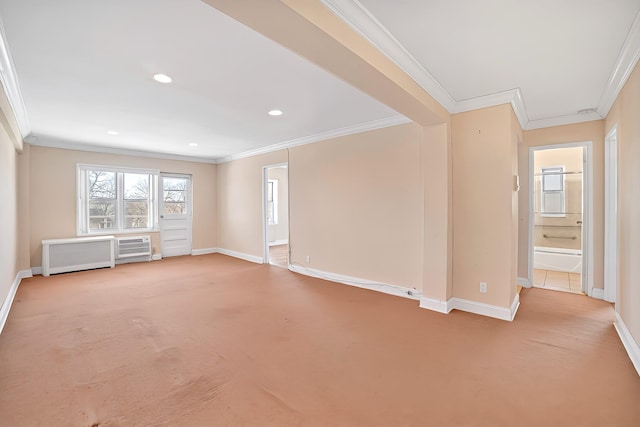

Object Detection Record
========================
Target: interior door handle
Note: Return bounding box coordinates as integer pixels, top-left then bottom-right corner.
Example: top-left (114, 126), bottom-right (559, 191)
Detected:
top-left (577, 220), bottom-right (582, 225)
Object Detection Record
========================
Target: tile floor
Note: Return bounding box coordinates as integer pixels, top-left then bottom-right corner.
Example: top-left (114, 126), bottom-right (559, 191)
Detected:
top-left (533, 269), bottom-right (582, 294)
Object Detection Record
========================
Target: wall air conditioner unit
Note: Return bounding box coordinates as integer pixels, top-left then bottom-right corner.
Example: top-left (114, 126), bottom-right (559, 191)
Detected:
top-left (116, 235), bottom-right (152, 259)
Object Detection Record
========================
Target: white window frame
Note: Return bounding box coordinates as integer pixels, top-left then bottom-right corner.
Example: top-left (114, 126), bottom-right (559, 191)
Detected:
top-left (267, 179), bottom-right (278, 225)
top-left (540, 165), bottom-right (566, 218)
top-left (77, 164), bottom-right (159, 235)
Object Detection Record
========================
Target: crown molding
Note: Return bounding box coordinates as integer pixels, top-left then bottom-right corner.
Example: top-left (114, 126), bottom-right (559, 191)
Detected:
top-left (216, 114), bottom-right (410, 163)
top-left (321, 0), bottom-right (456, 112)
top-left (28, 135), bottom-right (219, 164)
top-left (0, 18), bottom-right (31, 139)
top-left (321, 1), bottom-right (640, 132)
top-left (597, 10), bottom-right (640, 118)
top-left (526, 111), bottom-right (604, 131)
top-left (453, 88), bottom-right (529, 129)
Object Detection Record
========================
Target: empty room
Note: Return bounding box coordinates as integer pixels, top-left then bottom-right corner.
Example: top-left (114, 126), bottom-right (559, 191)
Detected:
top-left (1, 1), bottom-right (640, 426)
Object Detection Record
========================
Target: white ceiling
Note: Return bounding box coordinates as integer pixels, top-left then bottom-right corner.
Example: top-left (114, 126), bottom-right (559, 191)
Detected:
top-left (1, 0), bottom-right (640, 161)
top-left (0, 0), bottom-right (401, 161)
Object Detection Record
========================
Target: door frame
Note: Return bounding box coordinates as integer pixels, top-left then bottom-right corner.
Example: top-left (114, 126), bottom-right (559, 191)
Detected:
top-left (528, 141), bottom-right (593, 296)
top-left (604, 126), bottom-right (618, 305)
top-left (262, 162), bottom-right (288, 265)
top-left (159, 172), bottom-right (193, 257)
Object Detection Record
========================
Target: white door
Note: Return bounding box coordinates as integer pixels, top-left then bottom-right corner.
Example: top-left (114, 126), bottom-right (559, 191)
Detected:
top-left (159, 173), bottom-right (192, 257)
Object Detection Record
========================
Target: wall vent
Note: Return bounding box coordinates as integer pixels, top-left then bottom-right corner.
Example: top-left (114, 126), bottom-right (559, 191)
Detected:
top-left (116, 236), bottom-right (151, 259)
top-left (42, 236), bottom-right (115, 276)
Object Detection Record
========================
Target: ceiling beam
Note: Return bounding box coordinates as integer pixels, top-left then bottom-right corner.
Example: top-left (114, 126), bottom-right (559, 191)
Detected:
top-left (201, 0), bottom-right (449, 126)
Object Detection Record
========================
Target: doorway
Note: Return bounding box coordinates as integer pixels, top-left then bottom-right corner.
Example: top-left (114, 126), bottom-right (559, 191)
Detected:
top-left (263, 164), bottom-right (289, 267)
top-left (159, 173), bottom-right (192, 257)
top-left (529, 143), bottom-right (593, 295)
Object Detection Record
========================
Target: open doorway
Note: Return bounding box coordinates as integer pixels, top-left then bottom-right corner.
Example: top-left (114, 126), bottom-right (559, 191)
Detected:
top-left (263, 163), bottom-right (289, 268)
top-left (529, 143), bottom-right (592, 295)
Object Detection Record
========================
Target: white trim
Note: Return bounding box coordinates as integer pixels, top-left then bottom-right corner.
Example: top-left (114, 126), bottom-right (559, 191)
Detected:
top-left (151, 253), bottom-right (162, 261)
top-left (216, 248), bottom-right (264, 264)
top-left (614, 312), bottom-right (640, 376)
top-left (320, 0), bottom-right (456, 112)
top-left (419, 294), bottom-right (520, 322)
top-left (517, 277), bottom-right (531, 288)
top-left (31, 266), bottom-right (42, 276)
top-left (453, 88), bottom-right (528, 130)
top-left (419, 297), bottom-right (451, 314)
top-left (0, 270), bottom-right (33, 334)
top-left (597, 11), bottom-right (640, 119)
top-left (321, 1), bottom-right (640, 132)
top-left (216, 115), bottom-right (410, 163)
top-left (289, 264), bottom-right (422, 300)
top-left (590, 287), bottom-right (605, 300)
top-left (604, 127), bottom-right (618, 304)
top-left (29, 135), bottom-right (218, 164)
top-left (268, 239), bottom-right (288, 246)
top-left (525, 112), bottom-right (603, 131)
top-left (0, 18), bottom-right (30, 139)
top-left (191, 248), bottom-right (217, 256)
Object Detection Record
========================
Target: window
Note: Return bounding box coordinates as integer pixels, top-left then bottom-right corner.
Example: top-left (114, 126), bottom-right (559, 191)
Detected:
top-left (78, 165), bottom-right (158, 234)
top-left (162, 176), bottom-right (189, 215)
top-left (267, 179), bottom-right (278, 225)
top-left (541, 166), bottom-right (565, 217)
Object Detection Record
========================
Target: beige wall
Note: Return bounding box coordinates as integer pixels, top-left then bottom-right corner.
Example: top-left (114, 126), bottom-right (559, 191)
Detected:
top-left (216, 150), bottom-right (288, 257)
top-left (0, 118), bottom-right (19, 311)
top-left (267, 166), bottom-right (289, 243)
top-left (451, 104), bottom-right (519, 308)
top-left (27, 145), bottom-right (217, 267)
top-left (422, 122), bottom-right (453, 301)
top-left (520, 121), bottom-right (605, 287)
top-left (605, 61), bottom-right (640, 345)
top-left (289, 122), bottom-right (423, 290)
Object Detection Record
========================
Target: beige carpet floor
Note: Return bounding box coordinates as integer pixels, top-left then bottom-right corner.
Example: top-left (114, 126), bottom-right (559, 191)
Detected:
top-left (0, 254), bottom-right (638, 426)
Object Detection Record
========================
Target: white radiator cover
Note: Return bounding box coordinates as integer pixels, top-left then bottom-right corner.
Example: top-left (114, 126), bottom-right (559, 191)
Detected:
top-left (42, 236), bottom-right (115, 276)
top-left (116, 235), bottom-right (151, 259)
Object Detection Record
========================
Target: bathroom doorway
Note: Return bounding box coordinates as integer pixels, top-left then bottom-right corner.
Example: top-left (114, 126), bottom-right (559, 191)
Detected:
top-left (529, 143), bottom-right (592, 295)
top-left (262, 163), bottom-right (289, 268)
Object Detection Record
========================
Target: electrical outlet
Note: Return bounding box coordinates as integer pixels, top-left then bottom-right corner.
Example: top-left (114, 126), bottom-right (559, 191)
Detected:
top-left (306, 255), bottom-right (310, 263)
top-left (480, 282), bottom-right (487, 293)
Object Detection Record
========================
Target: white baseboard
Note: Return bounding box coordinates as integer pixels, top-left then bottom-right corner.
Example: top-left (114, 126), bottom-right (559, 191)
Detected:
top-left (1, 270), bottom-right (33, 334)
top-left (191, 248), bottom-right (217, 256)
top-left (31, 266), bottom-right (43, 276)
top-left (517, 277), bottom-right (531, 288)
top-left (289, 264), bottom-right (421, 300)
top-left (268, 240), bottom-right (288, 247)
top-left (420, 293), bottom-right (520, 322)
top-left (591, 287), bottom-right (605, 300)
top-left (151, 254), bottom-right (162, 261)
top-left (614, 311), bottom-right (640, 376)
top-left (216, 248), bottom-right (263, 264)
top-left (419, 297), bottom-right (451, 314)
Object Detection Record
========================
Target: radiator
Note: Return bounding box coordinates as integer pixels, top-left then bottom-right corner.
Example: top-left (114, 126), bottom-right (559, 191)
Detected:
top-left (116, 236), bottom-right (151, 259)
top-left (42, 236), bottom-right (115, 276)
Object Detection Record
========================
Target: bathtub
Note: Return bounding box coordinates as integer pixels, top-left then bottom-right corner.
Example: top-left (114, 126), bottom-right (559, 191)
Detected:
top-left (534, 246), bottom-right (582, 273)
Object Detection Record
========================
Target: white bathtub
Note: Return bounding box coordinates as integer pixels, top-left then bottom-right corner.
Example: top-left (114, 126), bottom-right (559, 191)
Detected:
top-left (534, 246), bottom-right (582, 273)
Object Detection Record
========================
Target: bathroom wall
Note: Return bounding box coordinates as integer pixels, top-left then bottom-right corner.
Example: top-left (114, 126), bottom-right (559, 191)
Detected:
top-left (533, 147), bottom-right (583, 250)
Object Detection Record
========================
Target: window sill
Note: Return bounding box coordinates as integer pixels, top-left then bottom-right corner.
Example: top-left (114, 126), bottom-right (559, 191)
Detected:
top-left (79, 228), bottom-right (159, 237)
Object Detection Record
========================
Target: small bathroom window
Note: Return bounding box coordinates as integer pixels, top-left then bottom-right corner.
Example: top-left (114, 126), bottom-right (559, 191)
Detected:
top-left (541, 166), bottom-right (565, 217)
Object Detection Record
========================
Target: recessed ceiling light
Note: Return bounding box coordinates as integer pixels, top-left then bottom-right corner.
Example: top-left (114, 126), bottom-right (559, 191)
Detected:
top-left (188, 142), bottom-right (198, 147)
top-left (153, 73), bottom-right (173, 84)
top-left (268, 109), bottom-right (283, 116)
top-left (106, 130), bottom-right (119, 135)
